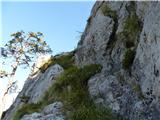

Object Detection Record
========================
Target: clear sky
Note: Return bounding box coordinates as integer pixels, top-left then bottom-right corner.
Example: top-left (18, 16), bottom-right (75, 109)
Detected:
top-left (0, 1), bottom-right (95, 110)
top-left (1, 1), bottom-right (95, 53)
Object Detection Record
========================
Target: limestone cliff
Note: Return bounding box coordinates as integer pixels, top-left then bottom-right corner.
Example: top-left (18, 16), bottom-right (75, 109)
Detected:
top-left (2, 1), bottom-right (160, 120)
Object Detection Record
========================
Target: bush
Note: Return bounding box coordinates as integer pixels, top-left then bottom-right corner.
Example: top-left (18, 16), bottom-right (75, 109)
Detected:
top-left (122, 49), bottom-right (135, 70)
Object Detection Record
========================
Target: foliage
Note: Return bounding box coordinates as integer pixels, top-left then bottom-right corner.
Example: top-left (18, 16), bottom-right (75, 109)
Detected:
top-left (38, 53), bottom-right (74, 73)
top-left (70, 105), bottom-right (116, 120)
top-left (13, 64), bottom-right (117, 120)
top-left (44, 64), bottom-right (102, 106)
top-left (13, 102), bottom-right (42, 120)
top-left (0, 31), bottom-right (52, 119)
top-left (101, 4), bottom-right (117, 19)
top-left (53, 53), bottom-right (74, 69)
top-left (123, 15), bottom-right (140, 46)
top-left (122, 49), bottom-right (135, 70)
top-left (4, 31), bottom-right (52, 63)
top-left (1, 31), bottom-right (52, 93)
top-left (122, 4), bottom-right (142, 49)
top-left (45, 64), bottom-right (116, 120)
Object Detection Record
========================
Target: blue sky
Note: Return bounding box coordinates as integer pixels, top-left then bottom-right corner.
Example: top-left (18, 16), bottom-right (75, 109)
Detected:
top-left (0, 1), bottom-right (95, 110)
top-left (1, 1), bottom-right (95, 54)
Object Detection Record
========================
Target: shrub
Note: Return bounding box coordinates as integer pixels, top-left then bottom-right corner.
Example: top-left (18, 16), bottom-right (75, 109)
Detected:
top-left (122, 49), bottom-right (135, 70)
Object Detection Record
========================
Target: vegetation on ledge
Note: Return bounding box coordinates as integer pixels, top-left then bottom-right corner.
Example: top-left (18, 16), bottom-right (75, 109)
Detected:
top-left (39, 52), bottom-right (74, 73)
top-left (13, 60), bottom-right (117, 120)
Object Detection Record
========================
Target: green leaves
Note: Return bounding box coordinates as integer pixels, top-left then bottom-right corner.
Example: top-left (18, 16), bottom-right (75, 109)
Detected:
top-left (4, 31), bottom-right (52, 66)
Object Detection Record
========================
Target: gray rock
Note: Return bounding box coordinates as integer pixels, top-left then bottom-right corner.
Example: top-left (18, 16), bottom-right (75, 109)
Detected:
top-left (3, 1), bottom-right (160, 120)
top-left (2, 64), bottom-right (63, 120)
top-left (21, 113), bottom-right (42, 120)
top-left (21, 102), bottom-right (64, 120)
top-left (42, 102), bottom-right (63, 115)
top-left (75, 1), bottom-right (160, 119)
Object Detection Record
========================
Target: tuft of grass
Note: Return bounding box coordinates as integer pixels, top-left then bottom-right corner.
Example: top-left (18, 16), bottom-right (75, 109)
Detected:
top-left (44, 64), bottom-right (102, 107)
top-left (70, 104), bottom-right (117, 120)
top-left (123, 14), bottom-right (141, 44)
top-left (122, 4), bottom-right (142, 49)
top-left (101, 4), bottom-right (117, 19)
top-left (39, 53), bottom-right (74, 73)
top-left (13, 102), bottom-right (43, 120)
top-left (14, 64), bottom-right (117, 120)
top-left (53, 53), bottom-right (75, 70)
top-left (122, 49), bottom-right (135, 70)
top-left (39, 58), bottom-right (54, 73)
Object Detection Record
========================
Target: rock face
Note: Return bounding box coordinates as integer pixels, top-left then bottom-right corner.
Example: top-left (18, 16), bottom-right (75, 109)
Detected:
top-left (75, 1), bottom-right (160, 119)
top-left (21, 102), bottom-right (64, 120)
top-left (2, 1), bottom-right (160, 120)
top-left (31, 55), bottom-right (51, 74)
top-left (2, 64), bottom-right (63, 120)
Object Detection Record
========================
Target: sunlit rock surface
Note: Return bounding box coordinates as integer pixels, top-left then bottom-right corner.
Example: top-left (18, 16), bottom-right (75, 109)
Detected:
top-left (21, 102), bottom-right (64, 120)
top-left (2, 64), bottom-right (63, 120)
top-left (3, 1), bottom-right (160, 120)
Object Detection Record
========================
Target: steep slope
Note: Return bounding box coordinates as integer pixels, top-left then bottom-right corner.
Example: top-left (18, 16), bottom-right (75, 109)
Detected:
top-left (2, 1), bottom-right (160, 120)
top-left (75, 1), bottom-right (160, 119)
top-left (2, 62), bottom-right (64, 120)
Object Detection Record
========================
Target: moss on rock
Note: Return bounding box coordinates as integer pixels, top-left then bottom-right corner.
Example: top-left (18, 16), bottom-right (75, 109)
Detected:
top-left (122, 49), bottom-right (135, 70)
top-left (101, 4), bottom-right (117, 19)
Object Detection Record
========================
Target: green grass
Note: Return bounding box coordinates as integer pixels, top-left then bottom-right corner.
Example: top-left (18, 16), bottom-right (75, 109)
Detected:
top-left (122, 9), bottom-right (142, 49)
top-left (14, 64), bottom-right (117, 120)
top-left (70, 104), bottom-right (116, 120)
top-left (14, 57), bottom-right (117, 120)
top-left (53, 53), bottom-right (75, 69)
top-left (122, 49), bottom-right (135, 70)
top-left (13, 102), bottom-right (43, 120)
top-left (43, 64), bottom-right (103, 107)
top-left (39, 53), bottom-right (74, 73)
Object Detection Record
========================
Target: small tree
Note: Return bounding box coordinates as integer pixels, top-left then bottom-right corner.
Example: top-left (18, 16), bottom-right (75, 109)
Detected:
top-left (0, 31), bottom-right (52, 118)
